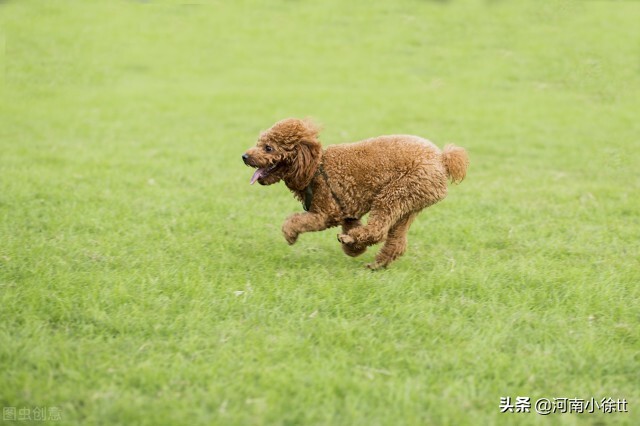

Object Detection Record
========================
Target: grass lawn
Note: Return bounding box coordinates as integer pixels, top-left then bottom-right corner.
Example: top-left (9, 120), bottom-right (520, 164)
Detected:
top-left (1, 0), bottom-right (639, 424)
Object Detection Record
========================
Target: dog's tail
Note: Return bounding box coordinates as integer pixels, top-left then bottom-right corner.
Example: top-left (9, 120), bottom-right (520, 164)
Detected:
top-left (441, 144), bottom-right (469, 184)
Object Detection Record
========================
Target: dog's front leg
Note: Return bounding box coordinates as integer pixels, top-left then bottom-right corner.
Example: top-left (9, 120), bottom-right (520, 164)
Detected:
top-left (282, 212), bottom-right (329, 245)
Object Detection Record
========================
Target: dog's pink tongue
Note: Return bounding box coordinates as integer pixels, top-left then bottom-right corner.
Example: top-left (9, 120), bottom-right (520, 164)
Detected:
top-left (250, 168), bottom-right (265, 185)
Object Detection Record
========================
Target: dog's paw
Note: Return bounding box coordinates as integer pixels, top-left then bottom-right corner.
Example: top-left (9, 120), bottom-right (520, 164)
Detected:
top-left (283, 231), bottom-right (298, 245)
top-left (282, 226), bottom-right (299, 245)
top-left (341, 243), bottom-right (367, 257)
top-left (337, 233), bottom-right (355, 244)
top-left (366, 261), bottom-right (387, 271)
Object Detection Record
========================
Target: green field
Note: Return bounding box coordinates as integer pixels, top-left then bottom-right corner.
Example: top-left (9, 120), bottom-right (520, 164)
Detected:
top-left (1, 0), bottom-right (639, 424)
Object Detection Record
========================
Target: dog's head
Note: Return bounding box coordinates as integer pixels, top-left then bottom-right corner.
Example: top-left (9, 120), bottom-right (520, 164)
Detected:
top-left (242, 118), bottom-right (322, 190)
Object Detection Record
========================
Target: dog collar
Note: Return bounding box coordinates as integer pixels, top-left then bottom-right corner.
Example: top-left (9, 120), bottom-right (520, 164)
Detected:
top-left (303, 184), bottom-right (314, 211)
top-left (302, 165), bottom-right (322, 212)
top-left (302, 164), bottom-right (351, 218)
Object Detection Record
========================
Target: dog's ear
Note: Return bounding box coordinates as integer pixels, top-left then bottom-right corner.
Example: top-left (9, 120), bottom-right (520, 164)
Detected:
top-left (287, 137), bottom-right (322, 191)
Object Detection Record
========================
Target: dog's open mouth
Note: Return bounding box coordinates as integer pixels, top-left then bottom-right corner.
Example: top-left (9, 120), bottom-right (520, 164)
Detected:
top-left (250, 163), bottom-right (279, 184)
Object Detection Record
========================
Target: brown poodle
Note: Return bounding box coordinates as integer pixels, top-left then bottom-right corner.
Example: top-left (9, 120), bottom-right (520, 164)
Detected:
top-left (242, 118), bottom-right (469, 269)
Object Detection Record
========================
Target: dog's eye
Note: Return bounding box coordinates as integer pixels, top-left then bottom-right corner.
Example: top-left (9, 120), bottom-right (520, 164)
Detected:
top-left (264, 145), bottom-right (273, 152)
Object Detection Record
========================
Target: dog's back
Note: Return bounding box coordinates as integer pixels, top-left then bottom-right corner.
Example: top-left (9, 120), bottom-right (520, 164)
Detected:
top-left (324, 135), bottom-right (450, 192)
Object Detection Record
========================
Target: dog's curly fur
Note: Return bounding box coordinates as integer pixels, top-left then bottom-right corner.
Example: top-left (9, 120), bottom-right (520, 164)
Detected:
top-left (243, 118), bottom-right (469, 269)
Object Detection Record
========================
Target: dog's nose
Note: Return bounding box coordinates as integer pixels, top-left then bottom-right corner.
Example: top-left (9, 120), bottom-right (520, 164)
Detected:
top-left (242, 153), bottom-right (250, 164)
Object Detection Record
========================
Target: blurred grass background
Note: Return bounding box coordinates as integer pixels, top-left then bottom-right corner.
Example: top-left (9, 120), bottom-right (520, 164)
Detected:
top-left (1, 0), bottom-right (639, 425)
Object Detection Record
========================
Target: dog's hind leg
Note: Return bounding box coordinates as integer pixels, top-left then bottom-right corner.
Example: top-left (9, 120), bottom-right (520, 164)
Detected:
top-left (367, 213), bottom-right (417, 270)
top-left (340, 218), bottom-right (367, 257)
top-left (337, 181), bottom-right (416, 248)
top-left (337, 210), bottom-right (393, 247)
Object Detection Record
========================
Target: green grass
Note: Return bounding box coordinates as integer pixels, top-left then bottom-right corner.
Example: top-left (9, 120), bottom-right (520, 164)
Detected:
top-left (1, 0), bottom-right (639, 424)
